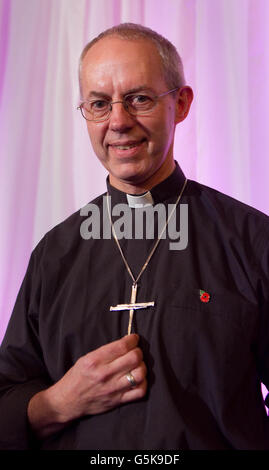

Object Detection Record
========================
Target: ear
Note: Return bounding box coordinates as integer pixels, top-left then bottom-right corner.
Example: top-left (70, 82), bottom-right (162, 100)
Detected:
top-left (174, 86), bottom-right (193, 124)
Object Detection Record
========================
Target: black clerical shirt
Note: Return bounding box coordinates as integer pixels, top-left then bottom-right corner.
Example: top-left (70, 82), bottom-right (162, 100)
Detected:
top-left (0, 163), bottom-right (269, 449)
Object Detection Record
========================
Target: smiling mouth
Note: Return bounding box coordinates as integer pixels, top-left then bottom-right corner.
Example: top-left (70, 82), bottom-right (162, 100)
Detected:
top-left (114, 143), bottom-right (139, 150)
top-left (109, 139), bottom-right (146, 150)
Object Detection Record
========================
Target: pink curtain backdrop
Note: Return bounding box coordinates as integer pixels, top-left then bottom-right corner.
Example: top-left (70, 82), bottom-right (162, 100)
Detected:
top-left (0, 0), bottom-right (269, 373)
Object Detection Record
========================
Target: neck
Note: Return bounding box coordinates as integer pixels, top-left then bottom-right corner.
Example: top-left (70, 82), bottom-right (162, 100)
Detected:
top-left (109, 158), bottom-right (176, 195)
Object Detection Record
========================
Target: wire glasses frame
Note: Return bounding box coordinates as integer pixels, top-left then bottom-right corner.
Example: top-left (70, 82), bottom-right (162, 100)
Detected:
top-left (77, 87), bottom-right (180, 122)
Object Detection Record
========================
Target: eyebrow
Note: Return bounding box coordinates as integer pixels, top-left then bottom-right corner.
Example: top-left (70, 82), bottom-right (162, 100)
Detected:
top-left (85, 86), bottom-right (155, 101)
top-left (85, 91), bottom-right (110, 100)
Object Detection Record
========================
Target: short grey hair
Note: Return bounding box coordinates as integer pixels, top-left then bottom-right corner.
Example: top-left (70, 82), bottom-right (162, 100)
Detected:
top-left (79, 23), bottom-right (186, 97)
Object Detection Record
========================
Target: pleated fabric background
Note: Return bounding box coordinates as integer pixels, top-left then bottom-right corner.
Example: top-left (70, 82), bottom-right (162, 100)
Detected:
top-left (0, 0), bottom-right (269, 350)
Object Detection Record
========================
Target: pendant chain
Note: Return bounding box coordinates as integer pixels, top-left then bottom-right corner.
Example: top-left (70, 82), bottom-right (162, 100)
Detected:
top-left (106, 178), bottom-right (188, 286)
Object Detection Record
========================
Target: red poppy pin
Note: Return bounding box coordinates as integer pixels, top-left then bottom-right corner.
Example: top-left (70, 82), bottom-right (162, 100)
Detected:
top-left (200, 290), bottom-right (210, 303)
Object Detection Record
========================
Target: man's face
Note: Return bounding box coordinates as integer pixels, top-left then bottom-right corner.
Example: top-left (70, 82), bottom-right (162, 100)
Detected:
top-left (80, 37), bottom-right (190, 192)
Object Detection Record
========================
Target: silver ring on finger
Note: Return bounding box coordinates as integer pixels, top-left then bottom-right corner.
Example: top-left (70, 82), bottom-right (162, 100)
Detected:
top-left (126, 372), bottom-right (137, 388)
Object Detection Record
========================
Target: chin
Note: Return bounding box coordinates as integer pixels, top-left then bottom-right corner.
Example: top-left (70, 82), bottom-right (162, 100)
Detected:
top-left (110, 162), bottom-right (152, 185)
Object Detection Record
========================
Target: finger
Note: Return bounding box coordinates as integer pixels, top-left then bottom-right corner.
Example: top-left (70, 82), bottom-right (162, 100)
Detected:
top-left (110, 362), bottom-right (147, 394)
top-left (105, 347), bottom-right (144, 379)
top-left (85, 334), bottom-right (139, 366)
top-left (120, 377), bottom-right (148, 404)
top-left (124, 363), bottom-right (147, 388)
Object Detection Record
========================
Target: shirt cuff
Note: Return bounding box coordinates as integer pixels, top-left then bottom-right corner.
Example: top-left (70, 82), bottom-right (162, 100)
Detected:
top-left (0, 379), bottom-right (49, 449)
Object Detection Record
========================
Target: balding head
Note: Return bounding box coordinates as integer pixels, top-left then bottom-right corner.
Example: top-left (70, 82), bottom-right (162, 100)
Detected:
top-left (79, 23), bottom-right (186, 98)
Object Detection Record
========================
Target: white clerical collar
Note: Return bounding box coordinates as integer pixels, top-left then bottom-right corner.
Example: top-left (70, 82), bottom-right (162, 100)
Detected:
top-left (126, 191), bottom-right (154, 208)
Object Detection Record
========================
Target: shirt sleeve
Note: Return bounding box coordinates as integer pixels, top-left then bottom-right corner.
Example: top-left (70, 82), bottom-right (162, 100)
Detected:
top-left (0, 241), bottom-right (52, 449)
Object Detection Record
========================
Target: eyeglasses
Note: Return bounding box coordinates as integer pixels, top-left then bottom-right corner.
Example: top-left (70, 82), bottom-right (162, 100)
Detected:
top-left (77, 87), bottom-right (180, 122)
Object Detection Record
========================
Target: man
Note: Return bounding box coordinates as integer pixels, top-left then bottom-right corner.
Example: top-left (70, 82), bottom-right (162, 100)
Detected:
top-left (0, 23), bottom-right (269, 450)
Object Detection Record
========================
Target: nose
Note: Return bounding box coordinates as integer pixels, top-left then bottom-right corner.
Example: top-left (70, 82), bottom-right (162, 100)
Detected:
top-left (108, 101), bottom-right (135, 132)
